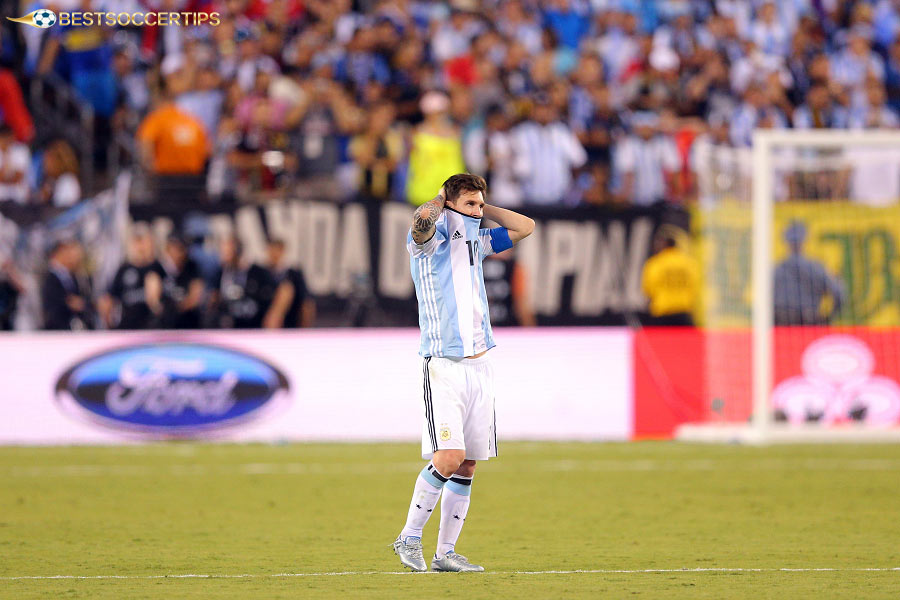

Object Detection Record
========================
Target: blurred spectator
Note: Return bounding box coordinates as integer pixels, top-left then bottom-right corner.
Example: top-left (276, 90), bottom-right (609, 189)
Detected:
top-left (614, 112), bottom-right (681, 205)
top-left (749, 1), bottom-right (791, 57)
top-left (630, 44), bottom-right (681, 114)
top-left (567, 162), bottom-right (607, 206)
top-left (177, 65), bottom-right (225, 140)
top-left (653, 11), bottom-right (699, 61)
top-left (543, 0), bottom-right (591, 51)
top-left (702, 13), bottom-right (744, 63)
top-left (567, 53), bottom-right (604, 132)
top-left (432, 8), bottom-right (481, 63)
top-left (159, 235), bottom-right (205, 330)
top-left (231, 24), bottom-right (280, 93)
top-left (729, 40), bottom-right (791, 96)
top-left (793, 84), bottom-right (849, 129)
top-left (209, 235), bottom-right (276, 329)
top-left (774, 221), bottom-right (845, 326)
top-left (0, 66), bottom-right (34, 143)
top-left (830, 29), bottom-right (885, 99)
top-left (136, 56), bottom-right (210, 176)
top-left (184, 214), bottom-right (222, 288)
top-left (37, 140), bottom-right (81, 207)
top-left (886, 44), bottom-right (900, 116)
top-left (0, 260), bottom-right (23, 330)
top-left (514, 93), bottom-right (586, 205)
top-left (849, 82), bottom-right (900, 129)
top-left (350, 101), bottom-right (403, 202)
top-left (41, 240), bottom-right (93, 331)
top-left (730, 85), bottom-right (787, 147)
top-left (289, 76), bottom-right (360, 202)
top-left (498, 1), bottom-right (542, 55)
top-left (690, 113), bottom-right (752, 205)
top-left (334, 27), bottom-right (391, 89)
top-left (261, 238), bottom-right (315, 329)
top-left (99, 225), bottom-right (164, 330)
top-left (228, 71), bottom-right (299, 199)
top-left (0, 123), bottom-right (29, 203)
top-left (681, 55), bottom-right (735, 119)
top-left (640, 229), bottom-right (700, 326)
top-left (595, 9), bottom-right (641, 83)
top-left (463, 104), bottom-right (528, 207)
top-left (38, 4), bottom-right (117, 120)
top-left (112, 44), bottom-right (149, 115)
top-left (406, 91), bottom-right (465, 206)
top-left (577, 85), bottom-right (623, 189)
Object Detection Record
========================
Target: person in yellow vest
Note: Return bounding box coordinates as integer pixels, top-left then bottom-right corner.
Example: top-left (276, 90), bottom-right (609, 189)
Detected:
top-left (641, 229), bottom-right (700, 326)
top-left (406, 91), bottom-right (466, 206)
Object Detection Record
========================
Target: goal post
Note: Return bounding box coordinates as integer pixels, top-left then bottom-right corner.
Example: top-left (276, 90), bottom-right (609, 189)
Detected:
top-left (751, 128), bottom-right (775, 442)
top-left (677, 129), bottom-right (900, 443)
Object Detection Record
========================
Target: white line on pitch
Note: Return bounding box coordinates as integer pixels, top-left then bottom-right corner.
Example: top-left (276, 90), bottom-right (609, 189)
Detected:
top-left (2, 567), bottom-right (899, 580)
top-left (6, 458), bottom-right (900, 477)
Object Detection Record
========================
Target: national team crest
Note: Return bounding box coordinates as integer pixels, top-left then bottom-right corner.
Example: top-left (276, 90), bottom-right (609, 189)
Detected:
top-left (439, 425), bottom-right (451, 441)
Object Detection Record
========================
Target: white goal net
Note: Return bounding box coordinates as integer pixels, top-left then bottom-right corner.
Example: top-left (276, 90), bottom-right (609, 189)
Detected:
top-left (679, 129), bottom-right (900, 443)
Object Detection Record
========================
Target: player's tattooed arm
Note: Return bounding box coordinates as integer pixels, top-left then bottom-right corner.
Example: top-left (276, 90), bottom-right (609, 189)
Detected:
top-left (412, 189), bottom-right (446, 244)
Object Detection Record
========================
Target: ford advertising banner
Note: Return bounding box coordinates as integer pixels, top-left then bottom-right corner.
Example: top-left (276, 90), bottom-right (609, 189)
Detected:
top-left (55, 342), bottom-right (289, 435)
top-left (0, 328), bottom-right (633, 445)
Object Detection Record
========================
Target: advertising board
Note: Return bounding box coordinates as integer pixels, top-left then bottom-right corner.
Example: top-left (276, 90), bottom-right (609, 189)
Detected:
top-left (0, 328), bottom-right (633, 445)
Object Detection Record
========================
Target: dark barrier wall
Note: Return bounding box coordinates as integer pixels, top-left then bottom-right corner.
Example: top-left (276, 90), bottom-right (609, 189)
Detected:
top-left (131, 198), bottom-right (689, 326)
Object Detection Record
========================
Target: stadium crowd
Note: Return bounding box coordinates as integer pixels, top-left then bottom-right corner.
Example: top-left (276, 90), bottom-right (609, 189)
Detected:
top-left (2, 0), bottom-right (900, 209)
top-left (0, 0), bottom-right (896, 330)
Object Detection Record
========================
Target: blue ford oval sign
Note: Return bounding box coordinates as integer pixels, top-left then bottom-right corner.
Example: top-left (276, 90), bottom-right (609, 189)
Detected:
top-left (55, 342), bottom-right (289, 435)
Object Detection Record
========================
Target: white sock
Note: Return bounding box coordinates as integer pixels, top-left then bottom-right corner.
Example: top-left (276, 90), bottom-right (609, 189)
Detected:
top-left (436, 475), bottom-right (472, 556)
top-left (399, 463), bottom-right (448, 540)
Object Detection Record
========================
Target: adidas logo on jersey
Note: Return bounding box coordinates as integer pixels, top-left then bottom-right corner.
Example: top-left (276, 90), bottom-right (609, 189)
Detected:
top-left (451, 231), bottom-right (463, 240)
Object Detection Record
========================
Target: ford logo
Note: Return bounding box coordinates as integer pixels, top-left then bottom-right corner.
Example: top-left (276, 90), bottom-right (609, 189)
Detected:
top-left (55, 342), bottom-right (289, 435)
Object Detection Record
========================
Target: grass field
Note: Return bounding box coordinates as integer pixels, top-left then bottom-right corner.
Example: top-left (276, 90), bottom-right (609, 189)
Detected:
top-left (1, 442), bottom-right (899, 599)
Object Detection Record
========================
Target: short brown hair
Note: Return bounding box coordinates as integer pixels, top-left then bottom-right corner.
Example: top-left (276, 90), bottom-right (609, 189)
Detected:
top-left (442, 173), bottom-right (487, 203)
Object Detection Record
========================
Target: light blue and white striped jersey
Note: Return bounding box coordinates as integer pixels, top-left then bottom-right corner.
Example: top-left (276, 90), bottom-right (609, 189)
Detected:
top-left (408, 209), bottom-right (514, 358)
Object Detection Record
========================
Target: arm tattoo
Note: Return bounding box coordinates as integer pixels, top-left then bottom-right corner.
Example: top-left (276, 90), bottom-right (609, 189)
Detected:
top-left (413, 196), bottom-right (444, 234)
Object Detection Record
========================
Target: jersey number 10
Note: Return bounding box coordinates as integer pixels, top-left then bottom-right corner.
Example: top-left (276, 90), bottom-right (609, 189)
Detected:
top-left (465, 240), bottom-right (479, 266)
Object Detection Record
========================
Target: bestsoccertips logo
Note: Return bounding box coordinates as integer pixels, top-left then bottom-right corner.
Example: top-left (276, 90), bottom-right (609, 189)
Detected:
top-left (7, 8), bottom-right (219, 28)
top-left (8, 9), bottom-right (57, 28)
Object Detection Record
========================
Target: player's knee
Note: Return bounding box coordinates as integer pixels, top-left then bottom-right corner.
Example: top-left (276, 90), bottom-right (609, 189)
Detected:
top-left (432, 450), bottom-right (465, 477)
top-left (454, 459), bottom-right (476, 478)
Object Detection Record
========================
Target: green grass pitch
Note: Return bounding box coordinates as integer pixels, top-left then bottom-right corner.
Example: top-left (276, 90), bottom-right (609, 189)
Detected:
top-left (1, 442), bottom-right (899, 599)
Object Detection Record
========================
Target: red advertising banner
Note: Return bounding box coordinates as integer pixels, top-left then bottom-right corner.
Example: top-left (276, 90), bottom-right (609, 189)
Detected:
top-left (632, 328), bottom-right (705, 439)
top-left (633, 327), bottom-right (900, 438)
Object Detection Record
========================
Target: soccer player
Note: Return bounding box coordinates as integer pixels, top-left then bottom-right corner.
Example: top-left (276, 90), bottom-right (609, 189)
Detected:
top-left (392, 173), bottom-right (535, 572)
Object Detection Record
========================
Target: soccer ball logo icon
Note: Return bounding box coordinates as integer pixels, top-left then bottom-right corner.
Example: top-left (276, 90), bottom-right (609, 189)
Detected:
top-left (7, 8), bottom-right (56, 28)
top-left (32, 9), bottom-right (57, 28)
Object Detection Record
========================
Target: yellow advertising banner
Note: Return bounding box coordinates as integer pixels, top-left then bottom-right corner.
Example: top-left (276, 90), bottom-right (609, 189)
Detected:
top-left (693, 201), bottom-right (900, 327)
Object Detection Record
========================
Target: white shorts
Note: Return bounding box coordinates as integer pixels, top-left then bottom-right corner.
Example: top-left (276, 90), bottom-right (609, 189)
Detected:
top-left (421, 354), bottom-right (497, 461)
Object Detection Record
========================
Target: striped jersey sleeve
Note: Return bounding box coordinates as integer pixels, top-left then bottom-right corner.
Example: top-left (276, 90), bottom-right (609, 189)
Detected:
top-left (407, 218), bottom-right (447, 258)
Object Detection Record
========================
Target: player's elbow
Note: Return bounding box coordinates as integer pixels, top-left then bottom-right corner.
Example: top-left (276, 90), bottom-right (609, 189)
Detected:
top-left (520, 217), bottom-right (536, 239)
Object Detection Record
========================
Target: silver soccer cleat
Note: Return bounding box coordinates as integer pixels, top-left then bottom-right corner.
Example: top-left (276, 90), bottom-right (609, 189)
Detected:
top-left (431, 551), bottom-right (485, 572)
top-left (393, 536), bottom-right (428, 572)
